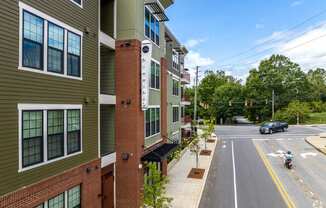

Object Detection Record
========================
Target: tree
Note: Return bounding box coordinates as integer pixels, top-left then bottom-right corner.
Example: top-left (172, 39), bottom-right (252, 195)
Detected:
top-left (307, 68), bottom-right (326, 101)
top-left (189, 134), bottom-right (201, 168)
top-left (143, 163), bottom-right (173, 208)
top-left (287, 101), bottom-right (311, 124)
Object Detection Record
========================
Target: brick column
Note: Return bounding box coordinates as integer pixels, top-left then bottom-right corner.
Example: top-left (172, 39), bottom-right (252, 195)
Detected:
top-left (160, 57), bottom-right (168, 176)
top-left (115, 39), bottom-right (145, 208)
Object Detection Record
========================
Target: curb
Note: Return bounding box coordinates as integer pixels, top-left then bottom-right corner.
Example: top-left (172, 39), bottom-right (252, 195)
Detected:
top-left (195, 136), bottom-right (219, 208)
top-left (305, 138), bottom-right (326, 156)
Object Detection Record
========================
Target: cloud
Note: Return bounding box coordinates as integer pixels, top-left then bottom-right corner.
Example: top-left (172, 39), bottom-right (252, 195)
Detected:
top-left (291, 0), bottom-right (304, 7)
top-left (255, 24), bottom-right (265, 29)
top-left (185, 38), bottom-right (206, 48)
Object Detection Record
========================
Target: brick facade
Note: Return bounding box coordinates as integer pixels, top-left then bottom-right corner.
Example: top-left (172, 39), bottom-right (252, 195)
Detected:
top-left (161, 57), bottom-right (168, 176)
top-left (0, 159), bottom-right (101, 208)
top-left (115, 39), bottom-right (145, 208)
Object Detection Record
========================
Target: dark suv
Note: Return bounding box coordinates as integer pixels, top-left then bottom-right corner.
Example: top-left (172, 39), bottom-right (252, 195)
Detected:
top-left (259, 121), bottom-right (288, 134)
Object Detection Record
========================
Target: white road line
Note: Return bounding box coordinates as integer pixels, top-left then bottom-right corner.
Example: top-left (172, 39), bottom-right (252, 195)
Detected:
top-left (231, 141), bottom-right (238, 208)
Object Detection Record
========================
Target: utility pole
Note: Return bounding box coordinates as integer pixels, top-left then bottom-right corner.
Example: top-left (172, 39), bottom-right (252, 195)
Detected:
top-left (272, 90), bottom-right (275, 120)
top-left (194, 66), bottom-right (199, 127)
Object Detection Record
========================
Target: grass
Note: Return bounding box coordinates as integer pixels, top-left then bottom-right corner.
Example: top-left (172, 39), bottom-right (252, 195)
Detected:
top-left (304, 112), bottom-right (326, 124)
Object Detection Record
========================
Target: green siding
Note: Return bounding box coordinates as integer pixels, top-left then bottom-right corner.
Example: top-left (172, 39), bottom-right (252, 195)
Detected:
top-left (167, 75), bottom-right (181, 138)
top-left (100, 48), bottom-right (115, 95)
top-left (0, 0), bottom-right (98, 196)
top-left (100, 105), bottom-right (115, 156)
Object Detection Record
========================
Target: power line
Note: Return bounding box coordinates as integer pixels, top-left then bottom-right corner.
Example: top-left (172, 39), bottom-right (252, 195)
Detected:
top-left (217, 8), bottom-right (326, 64)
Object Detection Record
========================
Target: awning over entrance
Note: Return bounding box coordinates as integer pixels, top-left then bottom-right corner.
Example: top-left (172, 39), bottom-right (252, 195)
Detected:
top-left (145, 0), bottom-right (169, 22)
top-left (142, 143), bottom-right (178, 162)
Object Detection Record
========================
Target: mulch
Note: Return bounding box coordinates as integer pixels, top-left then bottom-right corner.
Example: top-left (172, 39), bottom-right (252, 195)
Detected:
top-left (200, 150), bottom-right (212, 156)
top-left (207, 139), bottom-right (216, 143)
top-left (187, 168), bottom-right (205, 179)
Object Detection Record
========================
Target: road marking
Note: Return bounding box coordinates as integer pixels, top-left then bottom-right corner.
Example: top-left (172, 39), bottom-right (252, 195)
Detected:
top-left (222, 145), bottom-right (226, 148)
top-left (254, 142), bottom-right (296, 208)
top-left (300, 152), bottom-right (318, 159)
top-left (231, 141), bottom-right (238, 208)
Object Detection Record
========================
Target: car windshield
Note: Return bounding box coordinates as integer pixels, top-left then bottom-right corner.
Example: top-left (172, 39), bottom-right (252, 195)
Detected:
top-left (262, 122), bottom-right (273, 127)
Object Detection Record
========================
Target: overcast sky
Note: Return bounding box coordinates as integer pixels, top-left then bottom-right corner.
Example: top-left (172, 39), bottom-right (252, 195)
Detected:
top-left (166, 0), bottom-right (326, 83)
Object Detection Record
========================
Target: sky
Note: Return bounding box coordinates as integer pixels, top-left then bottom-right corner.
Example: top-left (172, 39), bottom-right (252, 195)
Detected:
top-left (166, 0), bottom-right (326, 83)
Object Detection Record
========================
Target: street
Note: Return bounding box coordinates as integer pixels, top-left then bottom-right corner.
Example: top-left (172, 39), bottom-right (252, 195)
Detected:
top-left (199, 125), bottom-right (326, 208)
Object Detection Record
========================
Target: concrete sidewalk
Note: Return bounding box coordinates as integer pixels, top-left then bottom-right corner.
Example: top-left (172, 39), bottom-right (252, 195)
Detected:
top-left (166, 134), bottom-right (218, 208)
top-left (306, 135), bottom-right (326, 155)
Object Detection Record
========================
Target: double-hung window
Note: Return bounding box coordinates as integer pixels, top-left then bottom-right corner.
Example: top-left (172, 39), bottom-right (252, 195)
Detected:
top-left (150, 61), bottom-right (160, 90)
top-left (173, 106), bottom-right (179, 123)
top-left (70, 0), bottom-right (83, 7)
top-left (35, 185), bottom-right (81, 208)
top-left (19, 104), bottom-right (82, 171)
top-left (172, 79), bottom-right (179, 96)
top-left (172, 50), bottom-right (179, 70)
top-left (19, 2), bottom-right (83, 79)
top-left (145, 107), bottom-right (160, 138)
top-left (144, 7), bottom-right (160, 46)
top-left (23, 11), bottom-right (44, 70)
top-left (48, 23), bottom-right (64, 74)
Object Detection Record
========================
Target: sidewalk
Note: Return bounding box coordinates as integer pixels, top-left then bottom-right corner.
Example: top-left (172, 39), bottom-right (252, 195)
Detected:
top-left (306, 134), bottom-right (326, 155)
top-left (166, 132), bottom-right (218, 208)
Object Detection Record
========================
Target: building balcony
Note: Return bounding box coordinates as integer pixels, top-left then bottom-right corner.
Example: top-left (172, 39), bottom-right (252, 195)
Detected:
top-left (100, 0), bottom-right (116, 49)
top-left (181, 95), bottom-right (191, 106)
top-left (100, 45), bottom-right (116, 105)
top-left (181, 70), bottom-right (190, 84)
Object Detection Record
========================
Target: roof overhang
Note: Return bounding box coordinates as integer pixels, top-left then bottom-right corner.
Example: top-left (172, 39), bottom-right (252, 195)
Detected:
top-left (141, 143), bottom-right (178, 162)
top-left (145, 0), bottom-right (169, 22)
top-left (174, 45), bottom-right (188, 55)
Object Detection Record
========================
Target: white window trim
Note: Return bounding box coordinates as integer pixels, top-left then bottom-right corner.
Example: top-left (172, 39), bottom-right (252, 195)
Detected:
top-left (172, 49), bottom-right (179, 70)
top-left (18, 104), bottom-right (83, 173)
top-left (144, 105), bottom-right (161, 139)
top-left (70, 0), bottom-right (83, 8)
top-left (144, 6), bottom-right (160, 48)
top-left (149, 59), bottom-right (161, 91)
top-left (172, 77), bottom-right (180, 97)
top-left (18, 2), bottom-right (83, 80)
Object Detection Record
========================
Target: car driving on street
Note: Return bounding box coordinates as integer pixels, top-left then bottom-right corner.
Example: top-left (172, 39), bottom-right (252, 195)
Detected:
top-left (259, 121), bottom-right (288, 134)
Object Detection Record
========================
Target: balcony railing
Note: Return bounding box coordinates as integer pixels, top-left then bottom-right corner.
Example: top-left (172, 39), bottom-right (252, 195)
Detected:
top-left (181, 71), bottom-right (190, 84)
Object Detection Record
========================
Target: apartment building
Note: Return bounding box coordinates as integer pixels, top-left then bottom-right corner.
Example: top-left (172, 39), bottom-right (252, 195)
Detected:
top-left (0, 0), bottom-right (101, 207)
top-left (0, 0), bottom-right (189, 208)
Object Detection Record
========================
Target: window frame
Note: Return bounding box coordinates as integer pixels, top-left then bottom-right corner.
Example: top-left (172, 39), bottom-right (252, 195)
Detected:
top-left (149, 59), bottom-right (160, 91)
top-left (172, 78), bottom-right (179, 96)
top-left (70, 0), bottom-right (83, 8)
top-left (19, 2), bottom-right (83, 80)
top-left (47, 22), bottom-right (65, 74)
top-left (172, 106), bottom-right (179, 123)
top-left (144, 106), bottom-right (161, 139)
top-left (18, 104), bottom-right (83, 172)
top-left (144, 6), bottom-right (160, 47)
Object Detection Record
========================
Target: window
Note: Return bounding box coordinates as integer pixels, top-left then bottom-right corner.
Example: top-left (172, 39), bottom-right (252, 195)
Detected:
top-left (47, 110), bottom-right (64, 160)
top-left (68, 185), bottom-right (81, 208)
top-left (181, 106), bottom-right (185, 118)
top-left (172, 50), bottom-right (179, 70)
top-left (150, 61), bottom-right (160, 90)
top-left (48, 23), bottom-right (64, 74)
top-left (70, 0), bottom-right (83, 8)
top-left (48, 193), bottom-right (64, 208)
top-left (23, 11), bottom-right (44, 70)
top-left (145, 107), bottom-right (160, 138)
top-left (144, 7), bottom-right (160, 46)
top-left (172, 79), bottom-right (179, 96)
top-left (22, 111), bottom-right (43, 167)
top-left (36, 185), bottom-right (81, 208)
top-left (173, 106), bottom-right (179, 123)
top-left (67, 32), bottom-right (81, 77)
top-left (19, 3), bottom-right (83, 79)
top-left (67, 110), bottom-right (81, 154)
top-left (19, 104), bottom-right (82, 171)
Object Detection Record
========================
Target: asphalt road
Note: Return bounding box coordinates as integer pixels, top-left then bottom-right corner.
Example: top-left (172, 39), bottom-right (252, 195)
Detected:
top-left (199, 125), bottom-right (326, 208)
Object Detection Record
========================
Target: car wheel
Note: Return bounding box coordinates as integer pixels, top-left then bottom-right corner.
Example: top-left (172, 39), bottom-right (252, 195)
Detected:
top-left (269, 129), bottom-right (272, 134)
top-left (282, 128), bottom-right (285, 132)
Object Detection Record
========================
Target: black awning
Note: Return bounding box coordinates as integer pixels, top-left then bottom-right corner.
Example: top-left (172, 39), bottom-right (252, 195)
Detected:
top-left (142, 143), bottom-right (178, 162)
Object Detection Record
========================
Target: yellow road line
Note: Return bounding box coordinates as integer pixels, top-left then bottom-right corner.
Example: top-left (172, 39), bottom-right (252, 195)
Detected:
top-left (254, 142), bottom-right (296, 208)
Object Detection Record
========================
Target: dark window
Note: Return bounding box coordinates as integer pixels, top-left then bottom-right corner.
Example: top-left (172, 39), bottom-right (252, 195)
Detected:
top-left (67, 110), bottom-right (81, 154)
top-left (150, 61), bottom-right (160, 90)
top-left (22, 111), bottom-right (43, 167)
top-left (23, 11), bottom-right (44, 70)
top-left (155, 20), bottom-right (160, 45)
top-left (150, 61), bottom-right (156, 88)
top-left (151, 108), bottom-right (156, 135)
top-left (67, 32), bottom-right (81, 77)
top-left (47, 110), bottom-right (64, 160)
top-left (173, 107), bottom-right (179, 123)
top-left (181, 106), bottom-right (185, 118)
top-left (48, 193), bottom-right (64, 208)
top-left (156, 108), bottom-right (160, 133)
top-left (173, 79), bottom-right (179, 96)
top-left (48, 23), bottom-right (64, 74)
top-left (145, 109), bottom-right (151, 137)
top-left (155, 63), bottom-right (160, 89)
top-left (150, 13), bottom-right (155, 42)
top-left (68, 185), bottom-right (81, 208)
top-left (71, 0), bottom-right (82, 6)
top-left (145, 8), bottom-right (150, 38)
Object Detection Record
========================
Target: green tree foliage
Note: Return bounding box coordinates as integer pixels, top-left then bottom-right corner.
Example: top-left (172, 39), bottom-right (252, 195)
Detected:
top-left (274, 101), bottom-right (311, 124)
top-left (307, 68), bottom-right (326, 101)
top-left (143, 163), bottom-right (173, 208)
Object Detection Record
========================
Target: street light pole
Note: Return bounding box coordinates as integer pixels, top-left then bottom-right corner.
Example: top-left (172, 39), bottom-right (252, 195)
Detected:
top-left (194, 66), bottom-right (199, 126)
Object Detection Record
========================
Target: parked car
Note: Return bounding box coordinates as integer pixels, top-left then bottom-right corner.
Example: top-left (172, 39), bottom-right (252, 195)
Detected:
top-left (259, 121), bottom-right (288, 134)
